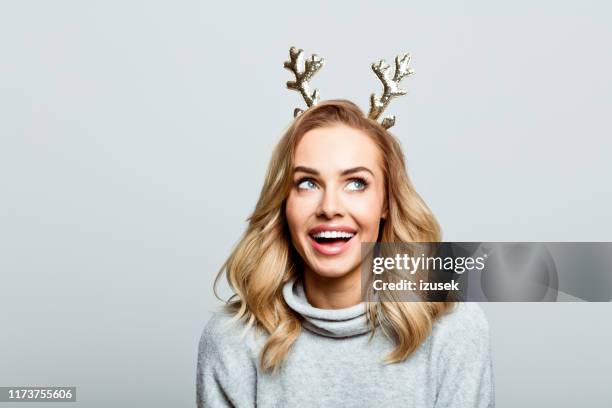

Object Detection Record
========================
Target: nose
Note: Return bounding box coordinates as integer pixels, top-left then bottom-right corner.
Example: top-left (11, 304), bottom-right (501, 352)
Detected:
top-left (316, 187), bottom-right (345, 219)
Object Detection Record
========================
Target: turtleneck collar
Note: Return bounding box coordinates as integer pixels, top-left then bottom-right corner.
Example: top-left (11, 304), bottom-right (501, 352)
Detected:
top-left (282, 275), bottom-right (372, 338)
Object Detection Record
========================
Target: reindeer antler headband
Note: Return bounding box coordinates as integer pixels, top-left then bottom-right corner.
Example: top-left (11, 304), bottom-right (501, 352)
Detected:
top-left (283, 46), bottom-right (414, 129)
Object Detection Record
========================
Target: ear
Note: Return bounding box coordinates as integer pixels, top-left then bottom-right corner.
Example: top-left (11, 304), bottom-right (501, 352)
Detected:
top-left (381, 206), bottom-right (388, 220)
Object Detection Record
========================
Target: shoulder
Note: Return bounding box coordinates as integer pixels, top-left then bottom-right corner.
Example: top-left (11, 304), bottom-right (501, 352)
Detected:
top-left (429, 303), bottom-right (495, 406)
top-left (198, 310), bottom-right (260, 365)
top-left (197, 310), bottom-right (260, 406)
top-left (431, 302), bottom-right (491, 352)
top-left (199, 310), bottom-right (241, 347)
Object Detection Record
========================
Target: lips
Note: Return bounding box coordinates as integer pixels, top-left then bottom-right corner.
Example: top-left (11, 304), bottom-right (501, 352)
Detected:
top-left (307, 224), bottom-right (357, 256)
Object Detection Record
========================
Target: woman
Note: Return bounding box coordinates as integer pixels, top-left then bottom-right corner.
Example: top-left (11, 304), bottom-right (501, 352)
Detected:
top-left (197, 99), bottom-right (495, 407)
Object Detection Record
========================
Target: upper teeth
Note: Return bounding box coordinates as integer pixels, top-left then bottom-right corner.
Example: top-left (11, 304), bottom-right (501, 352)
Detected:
top-left (312, 231), bottom-right (355, 239)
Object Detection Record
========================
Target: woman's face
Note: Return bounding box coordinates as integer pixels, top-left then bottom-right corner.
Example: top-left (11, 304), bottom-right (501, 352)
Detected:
top-left (285, 123), bottom-right (387, 280)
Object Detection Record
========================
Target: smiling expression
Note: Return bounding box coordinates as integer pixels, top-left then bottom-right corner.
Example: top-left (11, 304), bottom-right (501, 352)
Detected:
top-left (285, 123), bottom-right (388, 280)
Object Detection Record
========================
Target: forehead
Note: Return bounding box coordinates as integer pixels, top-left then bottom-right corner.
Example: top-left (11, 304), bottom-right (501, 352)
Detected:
top-left (294, 124), bottom-right (383, 172)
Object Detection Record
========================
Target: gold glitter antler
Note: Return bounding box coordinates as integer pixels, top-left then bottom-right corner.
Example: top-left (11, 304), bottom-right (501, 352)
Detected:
top-left (368, 53), bottom-right (414, 129)
top-left (284, 46), bottom-right (324, 118)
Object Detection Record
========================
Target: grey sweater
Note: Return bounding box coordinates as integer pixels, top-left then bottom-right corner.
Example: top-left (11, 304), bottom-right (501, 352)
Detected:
top-left (197, 276), bottom-right (495, 407)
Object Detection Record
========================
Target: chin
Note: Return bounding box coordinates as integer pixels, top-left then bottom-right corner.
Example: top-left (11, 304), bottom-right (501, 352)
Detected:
top-left (310, 268), bottom-right (351, 279)
top-left (307, 258), bottom-right (360, 280)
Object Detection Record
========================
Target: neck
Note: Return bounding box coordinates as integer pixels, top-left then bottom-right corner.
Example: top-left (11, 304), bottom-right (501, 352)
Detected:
top-left (302, 266), bottom-right (362, 309)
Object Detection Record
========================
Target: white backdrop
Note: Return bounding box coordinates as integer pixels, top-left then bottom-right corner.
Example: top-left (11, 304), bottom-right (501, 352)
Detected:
top-left (1, 1), bottom-right (610, 406)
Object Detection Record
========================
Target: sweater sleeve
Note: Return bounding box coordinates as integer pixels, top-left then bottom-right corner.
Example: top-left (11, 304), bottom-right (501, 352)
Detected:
top-left (196, 312), bottom-right (257, 408)
top-left (433, 303), bottom-right (495, 408)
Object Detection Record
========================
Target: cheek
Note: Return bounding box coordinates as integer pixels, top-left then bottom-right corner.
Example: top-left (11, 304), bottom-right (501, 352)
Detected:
top-left (285, 194), bottom-right (313, 235)
top-left (350, 191), bottom-right (385, 232)
top-left (284, 196), bottom-right (299, 235)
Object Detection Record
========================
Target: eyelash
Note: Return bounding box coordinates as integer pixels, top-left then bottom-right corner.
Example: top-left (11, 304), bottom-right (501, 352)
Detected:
top-left (295, 177), bottom-right (369, 191)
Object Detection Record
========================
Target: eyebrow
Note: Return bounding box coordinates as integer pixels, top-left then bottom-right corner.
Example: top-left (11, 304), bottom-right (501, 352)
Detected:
top-left (293, 166), bottom-right (375, 177)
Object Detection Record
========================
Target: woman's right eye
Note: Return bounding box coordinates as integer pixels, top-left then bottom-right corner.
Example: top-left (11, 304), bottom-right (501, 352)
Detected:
top-left (297, 179), bottom-right (317, 190)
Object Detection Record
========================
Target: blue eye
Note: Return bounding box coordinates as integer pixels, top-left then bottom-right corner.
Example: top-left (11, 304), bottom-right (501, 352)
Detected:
top-left (346, 178), bottom-right (367, 191)
top-left (297, 179), bottom-right (317, 190)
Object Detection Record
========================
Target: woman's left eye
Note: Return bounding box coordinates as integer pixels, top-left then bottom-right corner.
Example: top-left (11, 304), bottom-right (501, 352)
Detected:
top-left (346, 178), bottom-right (367, 191)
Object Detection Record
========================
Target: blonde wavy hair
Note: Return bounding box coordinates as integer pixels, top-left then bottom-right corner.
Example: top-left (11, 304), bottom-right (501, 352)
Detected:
top-left (213, 99), bottom-right (455, 373)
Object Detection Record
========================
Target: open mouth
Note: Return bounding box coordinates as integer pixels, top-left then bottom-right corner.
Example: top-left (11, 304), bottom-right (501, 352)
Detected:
top-left (310, 231), bottom-right (355, 245)
top-left (308, 229), bottom-right (357, 255)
